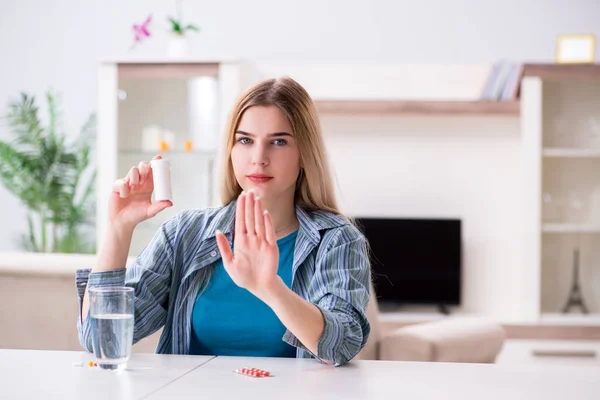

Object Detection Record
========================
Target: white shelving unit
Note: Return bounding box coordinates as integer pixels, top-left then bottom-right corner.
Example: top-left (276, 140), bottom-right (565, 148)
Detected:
top-left (523, 66), bottom-right (600, 326)
top-left (96, 58), bottom-right (261, 256)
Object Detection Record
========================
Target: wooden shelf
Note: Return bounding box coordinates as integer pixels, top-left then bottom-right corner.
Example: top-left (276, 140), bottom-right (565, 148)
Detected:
top-left (543, 148), bottom-right (600, 158)
top-left (524, 63), bottom-right (600, 81)
top-left (542, 224), bottom-right (600, 233)
top-left (314, 100), bottom-right (520, 115)
top-left (118, 62), bottom-right (220, 79)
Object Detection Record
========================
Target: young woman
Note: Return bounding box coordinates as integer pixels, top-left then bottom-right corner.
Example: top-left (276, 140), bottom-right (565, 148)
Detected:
top-left (77, 77), bottom-right (371, 366)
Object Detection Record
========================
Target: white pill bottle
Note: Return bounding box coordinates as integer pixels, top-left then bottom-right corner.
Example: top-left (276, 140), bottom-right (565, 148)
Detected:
top-left (150, 159), bottom-right (173, 201)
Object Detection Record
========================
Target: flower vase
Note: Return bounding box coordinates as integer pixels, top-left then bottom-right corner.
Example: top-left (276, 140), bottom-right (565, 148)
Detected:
top-left (167, 34), bottom-right (189, 57)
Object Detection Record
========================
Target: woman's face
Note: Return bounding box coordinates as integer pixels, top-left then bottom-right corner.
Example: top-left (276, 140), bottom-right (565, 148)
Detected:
top-left (231, 105), bottom-right (301, 202)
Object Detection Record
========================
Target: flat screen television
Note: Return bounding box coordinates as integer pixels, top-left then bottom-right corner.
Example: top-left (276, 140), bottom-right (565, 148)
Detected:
top-left (354, 217), bottom-right (462, 310)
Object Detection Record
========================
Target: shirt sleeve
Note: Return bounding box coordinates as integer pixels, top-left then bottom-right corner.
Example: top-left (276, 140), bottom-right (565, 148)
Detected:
top-left (76, 215), bottom-right (179, 353)
top-left (285, 225), bottom-right (371, 366)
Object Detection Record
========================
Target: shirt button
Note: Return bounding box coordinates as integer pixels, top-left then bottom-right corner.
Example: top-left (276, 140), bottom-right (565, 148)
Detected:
top-left (210, 251), bottom-right (217, 257)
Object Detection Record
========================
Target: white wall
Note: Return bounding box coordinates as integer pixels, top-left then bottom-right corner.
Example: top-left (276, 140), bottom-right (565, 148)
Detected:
top-left (0, 0), bottom-right (599, 320)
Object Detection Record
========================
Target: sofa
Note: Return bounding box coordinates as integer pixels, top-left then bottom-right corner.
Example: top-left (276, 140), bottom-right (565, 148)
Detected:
top-left (356, 283), bottom-right (507, 362)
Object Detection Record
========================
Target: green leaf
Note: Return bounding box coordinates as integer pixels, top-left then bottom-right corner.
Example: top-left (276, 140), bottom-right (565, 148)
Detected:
top-left (168, 16), bottom-right (182, 33)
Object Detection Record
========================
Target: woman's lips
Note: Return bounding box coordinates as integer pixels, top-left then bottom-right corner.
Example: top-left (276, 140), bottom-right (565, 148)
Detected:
top-left (248, 174), bottom-right (273, 183)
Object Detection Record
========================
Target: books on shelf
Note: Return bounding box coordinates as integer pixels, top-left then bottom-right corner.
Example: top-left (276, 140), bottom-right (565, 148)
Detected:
top-left (481, 61), bottom-right (524, 101)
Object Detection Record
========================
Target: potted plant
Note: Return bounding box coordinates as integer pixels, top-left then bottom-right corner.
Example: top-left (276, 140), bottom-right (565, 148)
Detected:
top-left (0, 91), bottom-right (96, 253)
top-left (166, 0), bottom-right (200, 57)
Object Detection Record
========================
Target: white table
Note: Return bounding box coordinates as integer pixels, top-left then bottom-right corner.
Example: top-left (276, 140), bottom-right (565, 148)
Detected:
top-left (145, 356), bottom-right (600, 400)
top-left (3, 350), bottom-right (599, 399)
top-left (0, 349), bottom-right (213, 399)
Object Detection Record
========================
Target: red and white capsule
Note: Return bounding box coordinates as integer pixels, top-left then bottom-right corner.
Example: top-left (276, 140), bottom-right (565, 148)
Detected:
top-left (235, 367), bottom-right (271, 377)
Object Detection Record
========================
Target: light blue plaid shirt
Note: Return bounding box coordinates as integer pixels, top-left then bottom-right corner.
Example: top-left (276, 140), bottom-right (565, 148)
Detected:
top-left (76, 201), bottom-right (371, 366)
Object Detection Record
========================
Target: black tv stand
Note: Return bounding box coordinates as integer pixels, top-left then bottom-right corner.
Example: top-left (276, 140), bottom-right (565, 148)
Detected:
top-left (438, 304), bottom-right (451, 315)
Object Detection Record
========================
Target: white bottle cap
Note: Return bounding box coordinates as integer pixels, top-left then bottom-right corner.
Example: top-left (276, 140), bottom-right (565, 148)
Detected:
top-left (150, 159), bottom-right (173, 201)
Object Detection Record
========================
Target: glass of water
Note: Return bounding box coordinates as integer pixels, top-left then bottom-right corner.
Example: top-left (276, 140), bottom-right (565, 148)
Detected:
top-left (89, 287), bottom-right (135, 370)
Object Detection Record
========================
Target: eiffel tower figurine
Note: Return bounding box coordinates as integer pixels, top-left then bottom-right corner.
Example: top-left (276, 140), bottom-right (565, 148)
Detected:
top-left (562, 248), bottom-right (589, 314)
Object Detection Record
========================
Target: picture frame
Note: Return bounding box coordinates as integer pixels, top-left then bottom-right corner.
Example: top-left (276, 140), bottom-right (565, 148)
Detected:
top-left (556, 34), bottom-right (596, 64)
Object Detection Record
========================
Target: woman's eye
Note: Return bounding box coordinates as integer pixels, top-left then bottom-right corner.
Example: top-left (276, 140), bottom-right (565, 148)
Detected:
top-left (273, 139), bottom-right (287, 146)
top-left (238, 137), bottom-right (252, 144)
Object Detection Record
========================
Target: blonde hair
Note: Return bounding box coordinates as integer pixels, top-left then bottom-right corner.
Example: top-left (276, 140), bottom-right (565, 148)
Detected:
top-left (219, 76), bottom-right (341, 215)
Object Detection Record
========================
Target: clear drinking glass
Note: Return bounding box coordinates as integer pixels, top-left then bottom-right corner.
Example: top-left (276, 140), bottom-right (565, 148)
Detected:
top-left (89, 287), bottom-right (135, 370)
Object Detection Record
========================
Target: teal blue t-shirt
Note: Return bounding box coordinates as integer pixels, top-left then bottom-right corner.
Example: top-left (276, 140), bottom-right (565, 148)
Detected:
top-left (189, 230), bottom-right (298, 357)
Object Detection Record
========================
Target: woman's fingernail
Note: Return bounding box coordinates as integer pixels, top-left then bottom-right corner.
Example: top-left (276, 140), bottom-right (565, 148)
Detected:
top-left (263, 209), bottom-right (269, 215)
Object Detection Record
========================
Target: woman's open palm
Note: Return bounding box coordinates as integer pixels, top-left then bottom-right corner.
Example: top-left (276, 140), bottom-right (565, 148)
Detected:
top-left (216, 191), bottom-right (280, 298)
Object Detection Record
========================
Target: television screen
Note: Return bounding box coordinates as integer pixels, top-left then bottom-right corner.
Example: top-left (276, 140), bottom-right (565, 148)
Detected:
top-left (355, 217), bottom-right (462, 307)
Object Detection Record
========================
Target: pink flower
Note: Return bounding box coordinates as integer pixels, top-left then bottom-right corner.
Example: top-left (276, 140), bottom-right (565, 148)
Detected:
top-left (132, 14), bottom-right (152, 44)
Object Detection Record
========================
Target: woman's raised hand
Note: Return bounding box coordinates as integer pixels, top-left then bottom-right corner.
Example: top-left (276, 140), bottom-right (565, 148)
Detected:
top-left (216, 191), bottom-right (280, 301)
